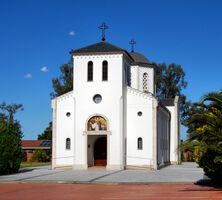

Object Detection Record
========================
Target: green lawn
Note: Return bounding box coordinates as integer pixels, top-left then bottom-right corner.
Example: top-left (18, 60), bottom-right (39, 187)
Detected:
top-left (20, 162), bottom-right (51, 168)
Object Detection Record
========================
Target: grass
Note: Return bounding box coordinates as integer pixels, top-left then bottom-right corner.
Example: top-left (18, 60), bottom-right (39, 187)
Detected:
top-left (20, 162), bottom-right (51, 168)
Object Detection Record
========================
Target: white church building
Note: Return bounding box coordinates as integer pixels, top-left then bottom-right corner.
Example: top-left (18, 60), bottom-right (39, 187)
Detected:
top-left (51, 38), bottom-right (180, 170)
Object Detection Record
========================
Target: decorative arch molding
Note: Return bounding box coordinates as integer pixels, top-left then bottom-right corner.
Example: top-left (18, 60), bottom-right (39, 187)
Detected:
top-left (85, 113), bottom-right (110, 131)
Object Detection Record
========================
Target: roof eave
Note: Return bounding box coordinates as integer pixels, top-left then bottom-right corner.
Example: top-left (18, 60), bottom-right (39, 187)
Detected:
top-left (71, 50), bottom-right (125, 56)
top-left (71, 50), bottom-right (134, 62)
top-left (131, 62), bottom-right (157, 69)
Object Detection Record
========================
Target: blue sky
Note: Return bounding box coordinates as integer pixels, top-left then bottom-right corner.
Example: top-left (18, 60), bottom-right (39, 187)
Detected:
top-left (0, 0), bottom-right (221, 140)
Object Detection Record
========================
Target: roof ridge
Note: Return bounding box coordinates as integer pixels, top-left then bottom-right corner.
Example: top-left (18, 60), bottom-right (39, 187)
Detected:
top-left (130, 52), bottom-right (150, 64)
top-left (71, 41), bottom-right (126, 54)
top-left (102, 41), bottom-right (125, 51)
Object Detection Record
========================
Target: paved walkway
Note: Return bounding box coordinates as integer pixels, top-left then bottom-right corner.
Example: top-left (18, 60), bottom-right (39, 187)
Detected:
top-left (0, 183), bottom-right (221, 200)
top-left (0, 162), bottom-right (204, 183)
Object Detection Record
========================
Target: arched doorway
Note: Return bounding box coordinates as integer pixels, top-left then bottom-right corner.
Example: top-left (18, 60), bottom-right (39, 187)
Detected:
top-left (94, 137), bottom-right (107, 166)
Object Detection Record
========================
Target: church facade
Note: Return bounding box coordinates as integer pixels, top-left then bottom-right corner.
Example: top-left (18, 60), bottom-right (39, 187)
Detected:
top-left (51, 41), bottom-right (180, 170)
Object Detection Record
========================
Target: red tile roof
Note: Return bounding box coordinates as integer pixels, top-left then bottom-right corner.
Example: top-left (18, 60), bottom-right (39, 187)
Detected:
top-left (22, 140), bottom-right (51, 149)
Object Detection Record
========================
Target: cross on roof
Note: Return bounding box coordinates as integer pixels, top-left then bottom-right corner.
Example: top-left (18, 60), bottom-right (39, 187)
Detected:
top-left (99, 22), bottom-right (109, 41)
top-left (129, 39), bottom-right (136, 52)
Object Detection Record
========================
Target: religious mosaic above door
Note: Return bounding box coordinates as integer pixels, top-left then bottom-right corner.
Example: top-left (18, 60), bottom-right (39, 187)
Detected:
top-left (87, 116), bottom-right (107, 131)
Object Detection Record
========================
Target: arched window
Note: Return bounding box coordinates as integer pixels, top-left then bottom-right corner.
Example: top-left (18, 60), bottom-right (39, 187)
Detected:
top-left (66, 138), bottom-right (71, 150)
top-left (143, 73), bottom-right (148, 92)
top-left (102, 61), bottom-right (108, 81)
top-left (138, 137), bottom-right (143, 150)
top-left (87, 61), bottom-right (93, 81)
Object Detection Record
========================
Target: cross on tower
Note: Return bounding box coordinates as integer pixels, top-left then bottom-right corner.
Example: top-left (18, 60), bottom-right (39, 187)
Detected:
top-left (129, 39), bottom-right (136, 52)
top-left (99, 22), bottom-right (109, 41)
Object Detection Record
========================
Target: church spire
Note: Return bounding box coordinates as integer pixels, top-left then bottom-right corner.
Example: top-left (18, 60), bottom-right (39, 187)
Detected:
top-left (99, 22), bottom-right (109, 42)
top-left (129, 39), bottom-right (136, 52)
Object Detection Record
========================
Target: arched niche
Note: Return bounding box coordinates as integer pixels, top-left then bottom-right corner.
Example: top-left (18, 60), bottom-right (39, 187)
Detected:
top-left (87, 115), bottom-right (108, 131)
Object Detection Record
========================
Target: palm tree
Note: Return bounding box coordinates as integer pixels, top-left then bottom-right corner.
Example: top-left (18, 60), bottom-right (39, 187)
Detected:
top-left (185, 91), bottom-right (222, 184)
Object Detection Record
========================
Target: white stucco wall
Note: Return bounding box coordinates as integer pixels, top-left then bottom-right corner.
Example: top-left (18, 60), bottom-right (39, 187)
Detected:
top-left (126, 87), bottom-right (154, 167)
top-left (166, 97), bottom-right (180, 164)
top-left (52, 91), bottom-right (74, 168)
top-left (73, 54), bottom-right (125, 170)
top-left (130, 65), bottom-right (139, 89)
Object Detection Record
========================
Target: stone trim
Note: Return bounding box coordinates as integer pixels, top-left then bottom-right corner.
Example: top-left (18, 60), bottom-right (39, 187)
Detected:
top-left (106, 164), bottom-right (124, 170)
top-left (72, 164), bottom-right (88, 170)
top-left (53, 165), bottom-right (72, 169)
top-left (83, 131), bottom-right (112, 135)
top-left (126, 165), bottom-right (153, 170)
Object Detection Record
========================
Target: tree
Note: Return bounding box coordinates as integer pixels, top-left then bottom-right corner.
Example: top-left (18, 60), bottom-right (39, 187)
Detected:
top-left (0, 103), bottom-right (23, 174)
top-left (50, 63), bottom-right (73, 98)
top-left (185, 91), bottom-right (222, 184)
top-left (37, 122), bottom-right (52, 140)
top-left (156, 63), bottom-right (187, 98)
top-left (0, 102), bottom-right (23, 122)
top-left (156, 63), bottom-right (190, 123)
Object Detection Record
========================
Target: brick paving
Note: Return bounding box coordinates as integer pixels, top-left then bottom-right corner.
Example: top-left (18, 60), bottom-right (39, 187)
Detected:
top-left (0, 183), bottom-right (221, 200)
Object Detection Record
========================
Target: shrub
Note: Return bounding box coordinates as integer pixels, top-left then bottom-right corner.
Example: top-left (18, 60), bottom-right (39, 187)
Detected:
top-left (199, 148), bottom-right (222, 184)
top-left (32, 149), bottom-right (51, 162)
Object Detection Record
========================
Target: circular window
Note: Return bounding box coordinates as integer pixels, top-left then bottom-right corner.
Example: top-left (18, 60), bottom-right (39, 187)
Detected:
top-left (66, 112), bottom-right (71, 117)
top-left (138, 111), bottom-right (142, 116)
top-left (93, 94), bottom-right (102, 104)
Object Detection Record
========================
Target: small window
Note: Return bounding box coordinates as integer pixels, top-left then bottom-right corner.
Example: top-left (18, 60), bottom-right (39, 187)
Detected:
top-left (93, 94), bottom-right (102, 104)
top-left (138, 137), bottom-right (143, 150)
top-left (143, 73), bottom-right (148, 92)
top-left (66, 138), bottom-right (71, 150)
top-left (66, 112), bottom-right (71, 117)
top-left (87, 61), bottom-right (93, 81)
top-left (138, 111), bottom-right (142, 116)
top-left (102, 60), bottom-right (108, 81)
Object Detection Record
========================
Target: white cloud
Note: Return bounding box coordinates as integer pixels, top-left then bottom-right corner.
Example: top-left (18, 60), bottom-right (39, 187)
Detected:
top-left (69, 31), bottom-right (76, 36)
top-left (24, 73), bottom-right (32, 79)
top-left (40, 66), bottom-right (49, 73)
